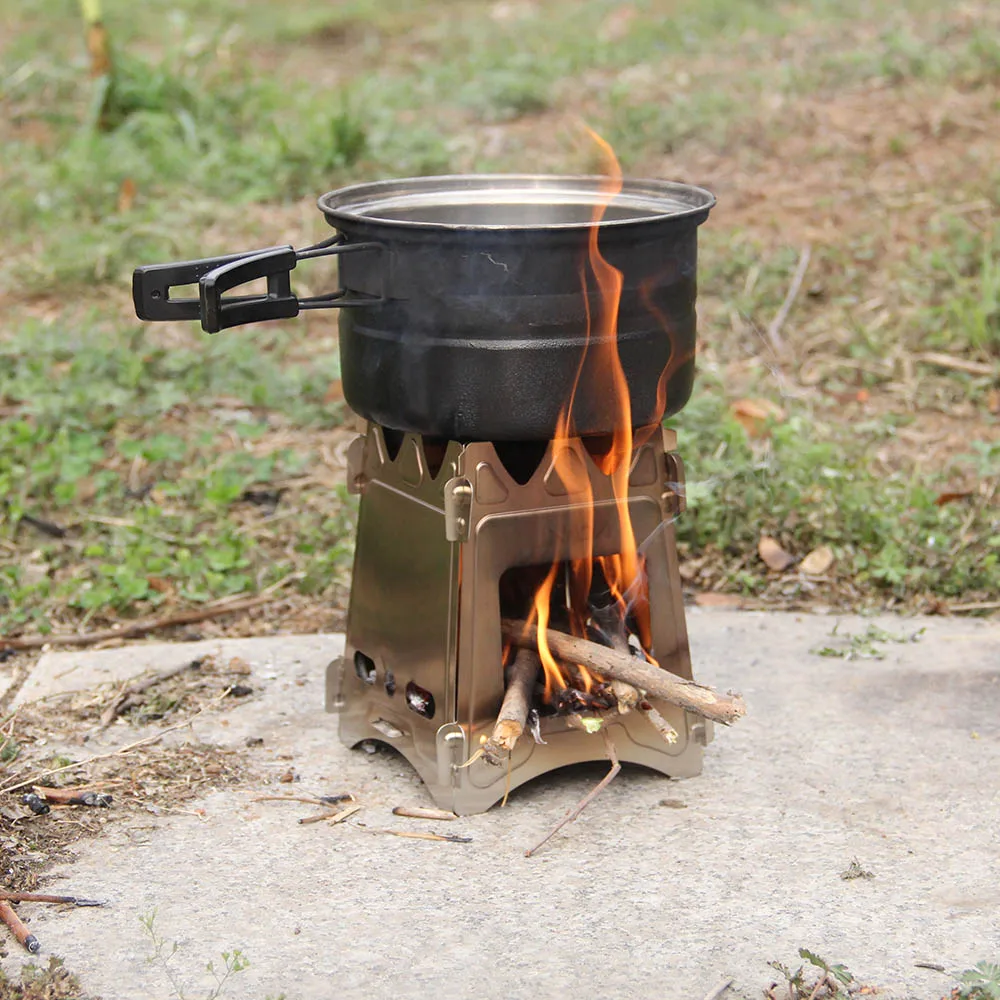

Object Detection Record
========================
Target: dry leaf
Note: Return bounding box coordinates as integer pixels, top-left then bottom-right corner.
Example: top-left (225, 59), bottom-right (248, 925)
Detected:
top-left (987, 388), bottom-right (1000, 414)
top-left (730, 398), bottom-right (786, 437)
top-left (799, 545), bottom-right (834, 575)
top-left (934, 491), bottom-right (973, 506)
top-left (758, 536), bottom-right (795, 571)
top-left (227, 656), bottom-right (252, 676)
top-left (118, 177), bottom-right (136, 213)
top-left (147, 576), bottom-right (173, 595)
top-left (694, 592), bottom-right (745, 608)
top-left (324, 379), bottom-right (344, 404)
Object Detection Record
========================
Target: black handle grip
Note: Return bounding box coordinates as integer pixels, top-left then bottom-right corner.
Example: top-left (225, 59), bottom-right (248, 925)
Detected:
top-left (133, 238), bottom-right (385, 332)
top-left (132, 247), bottom-right (290, 323)
top-left (200, 247), bottom-right (298, 333)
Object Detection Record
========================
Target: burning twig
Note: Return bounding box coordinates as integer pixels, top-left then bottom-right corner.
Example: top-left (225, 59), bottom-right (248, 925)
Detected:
top-left (503, 618), bottom-right (746, 725)
top-left (391, 806), bottom-right (458, 821)
top-left (482, 648), bottom-right (540, 766)
top-left (0, 900), bottom-right (39, 954)
top-left (298, 803), bottom-right (361, 826)
top-left (368, 828), bottom-right (472, 844)
top-left (525, 729), bottom-right (620, 857)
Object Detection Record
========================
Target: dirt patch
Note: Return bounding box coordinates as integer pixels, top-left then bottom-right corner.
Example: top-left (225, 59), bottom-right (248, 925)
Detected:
top-left (0, 655), bottom-right (261, 894)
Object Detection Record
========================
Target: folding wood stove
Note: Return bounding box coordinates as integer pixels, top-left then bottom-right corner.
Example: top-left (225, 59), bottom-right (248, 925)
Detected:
top-left (328, 423), bottom-right (711, 816)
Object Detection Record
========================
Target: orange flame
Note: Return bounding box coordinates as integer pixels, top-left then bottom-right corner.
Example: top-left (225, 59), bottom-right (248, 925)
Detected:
top-left (529, 127), bottom-right (656, 698)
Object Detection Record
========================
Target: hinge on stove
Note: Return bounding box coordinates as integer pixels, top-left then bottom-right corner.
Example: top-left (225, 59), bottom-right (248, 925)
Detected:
top-left (345, 435), bottom-right (367, 495)
top-left (661, 451), bottom-right (686, 517)
top-left (443, 477), bottom-right (473, 542)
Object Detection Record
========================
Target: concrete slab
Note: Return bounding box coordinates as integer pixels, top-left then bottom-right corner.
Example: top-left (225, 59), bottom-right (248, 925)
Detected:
top-left (5, 610), bottom-right (998, 1000)
top-left (11, 634), bottom-right (345, 708)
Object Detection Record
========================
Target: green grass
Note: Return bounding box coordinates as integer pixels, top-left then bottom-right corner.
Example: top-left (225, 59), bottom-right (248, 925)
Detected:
top-left (0, 321), bottom-right (354, 633)
top-left (0, 0), bottom-right (998, 636)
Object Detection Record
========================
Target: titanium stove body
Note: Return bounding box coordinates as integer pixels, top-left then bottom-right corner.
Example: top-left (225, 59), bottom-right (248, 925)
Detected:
top-left (328, 424), bottom-right (710, 816)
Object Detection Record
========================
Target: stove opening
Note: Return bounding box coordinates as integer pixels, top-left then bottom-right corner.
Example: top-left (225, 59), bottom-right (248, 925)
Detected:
top-left (498, 558), bottom-right (651, 714)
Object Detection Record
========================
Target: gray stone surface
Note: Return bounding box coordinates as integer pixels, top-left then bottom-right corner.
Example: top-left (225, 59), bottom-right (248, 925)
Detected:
top-left (4, 610), bottom-right (998, 1000)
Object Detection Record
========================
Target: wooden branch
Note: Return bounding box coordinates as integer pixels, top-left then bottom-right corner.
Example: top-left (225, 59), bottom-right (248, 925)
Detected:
top-left (0, 593), bottom-right (278, 651)
top-left (639, 701), bottom-right (679, 745)
top-left (917, 352), bottom-right (995, 377)
top-left (502, 618), bottom-right (746, 726)
top-left (482, 648), bottom-right (540, 766)
top-left (0, 892), bottom-right (104, 907)
top-left (392, 806), bottom-right (458, 821)
top-left (0, 900), bottom-right (39, 954)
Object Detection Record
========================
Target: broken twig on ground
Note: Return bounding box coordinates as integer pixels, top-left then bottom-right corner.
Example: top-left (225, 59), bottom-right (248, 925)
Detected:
top-left (525, 728), bottom-right (620, 858)
top-left (917, 351), bottom-right (996, 377)
top-left (0, 900), bottom-right (39, 954)
top-left (391, 805), bottom-right (458, 821)
top-left (766, 245), bottom-right (811, 354)
top-left (701, 978), bottom-right (734, 1000)
top-left (0, 892), bottom-right (105, 906)
top-left (298, 803), bottom-right (361, 826)
top-left (482, 648), bottom-right (540, 766)
top-left (253, 793), bottom-right (354, 807)
top-left (503, 619), bottom-right (746, 725)
top-left (34, 785), bottom-right (113, 807)
top-left (368, 828), bottom-right (472, 844)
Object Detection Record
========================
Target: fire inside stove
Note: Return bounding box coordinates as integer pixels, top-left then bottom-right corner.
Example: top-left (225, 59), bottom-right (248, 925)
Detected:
top-left (500, 558), bottom-right (652, 711)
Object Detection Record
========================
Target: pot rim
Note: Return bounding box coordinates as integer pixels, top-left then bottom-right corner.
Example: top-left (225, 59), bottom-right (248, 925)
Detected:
top-left (317, 173), bottom-right (715, 232)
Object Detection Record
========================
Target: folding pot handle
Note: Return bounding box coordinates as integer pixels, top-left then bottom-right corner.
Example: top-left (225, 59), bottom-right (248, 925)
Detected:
top-left (132, 237), bottom-right (385, 333)
top-left (133, 247), bottom-right (291, 324)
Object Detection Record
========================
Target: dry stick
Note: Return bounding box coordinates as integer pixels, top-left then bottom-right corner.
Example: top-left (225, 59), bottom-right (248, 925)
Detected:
top-left (368, 828), bottom-right (472, 844)
top-left (701, 978), bottom-right (734, 1000)
top-left (0, 892), bottom-right (104, 907)
top-left (503, 619), bottom-right (746, 725)
top-left (253, 794), bottom-right (354, 807)
top-left (917, 351), bottom-right (996, 378)
top-left (0, 900), bottom-right (39, 954)
top-left (33, 785), bottom-right (112, 807)
top-left (0, 689), bottom-right (229, 796)
top-left (525, 728), bottom-right (620, 858)
top-left (639, 701), bottom-right (679, 745)
top-left (391, 806), bottom-right (458, 821)
top-left (766, 245), bottom-right (812, 354)
top-left (0, 595), bottom-right (276, 652)
top-left (298, 803), bottom-right (361, 826)
top-left (481, 648), bottom-right (540, 766)
top-left (949, 600), bottom-right (1000, 613)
